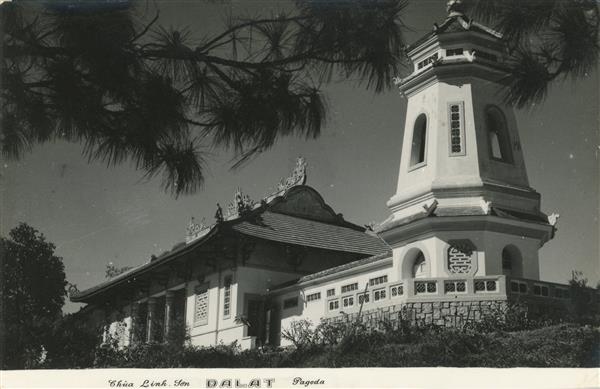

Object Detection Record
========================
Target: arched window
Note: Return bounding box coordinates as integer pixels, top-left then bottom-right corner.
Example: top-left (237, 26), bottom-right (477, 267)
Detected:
top-left (410, 114), bottom-right (427, 167)
top-left (412, 252), bottom-right (426, 278)
top-left (485, 106), bottom-right (513, 163)
top-left (502, 245), bottom-right (522, 277)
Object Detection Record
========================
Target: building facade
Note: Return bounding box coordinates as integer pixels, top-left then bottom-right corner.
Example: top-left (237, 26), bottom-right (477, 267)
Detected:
top-left (72, 2), bottom-right (573, 350)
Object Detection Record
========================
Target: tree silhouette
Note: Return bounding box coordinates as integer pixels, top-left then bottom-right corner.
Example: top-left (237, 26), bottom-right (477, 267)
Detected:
top-left (0, 223), bottom-right (67, 369)
top-left (2, 1), bottom-right (598, 195)
top-left (465, 0), bottom-right (599, 108)
top-left (2, 0), bottom-right (407, 196)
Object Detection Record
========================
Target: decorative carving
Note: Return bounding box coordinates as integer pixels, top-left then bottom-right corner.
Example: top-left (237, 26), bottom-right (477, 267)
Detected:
top-left (548, 213), bottom-right (560, 227)
top-left (265, 157), bottom-right (307, 200)
top-left (447, 240), bottom-right (475, 274)
top-left (226, 187), bottom-right (256, 219)
top-left (392, 76), bottom-right (402, 85)
top-left (481, 200), bottom-right (492, 215)
top-left (186, 217), bottom-right (210, 244)
top-left (446, 0), bottom-right (465, 15)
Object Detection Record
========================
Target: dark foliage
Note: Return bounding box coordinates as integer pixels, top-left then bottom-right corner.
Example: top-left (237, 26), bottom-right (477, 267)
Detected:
top-left (90, 323), bottom-right (599, 368)
top-left (0, 223), bottom-right (67, 369)
top-left (1, 0), bottom-right (408, 195)
top-left (465, 0), bottom-right (599, 108)
top-left (42, 313), bottom-right (102, 368)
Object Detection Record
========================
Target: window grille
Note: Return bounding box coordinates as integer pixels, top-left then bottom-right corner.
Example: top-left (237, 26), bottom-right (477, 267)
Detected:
top-left (533, 284), bottom-right (549, 297)
top-left (417, 53), bottom-right (439, 69)
top-left (328, 299), bottom-right (339, 311)
top-left (373, 288), bottom-right (387, 301)
top-left (369, 275), bottom-right (388, 287)
top-left (342, 296), bottom-right (354, 308)
top-left (358, 293), bottom-right (370, 305)
top-left (510, 281), bottom-right (527, 294)
top-left (326, 288), bottom-right (335, 297)
top-left (448, 103), bottom-right (465, 155)
top-left (223, 275), bottom-right (232, 318)
top-left (445, 280), bottom-right (467, 294)
top-left (474, 279), bottom-right (497, 292)
top-left (446, 48), bottom-right (463, 56)
top-left (415, 281), bottom-right (436, 294)
top-left (306, 292), bottom-right (321, 302)
top-left (283, 297), bottom-right (298, 309)
top-left (194, 285), bottom-right (209, 326)
top-left (390, 284), bottom-right (403, 297)
top-left (341, 283), bottom-right (358, 294)
top-left (554, 288), bottom-right (570, 299)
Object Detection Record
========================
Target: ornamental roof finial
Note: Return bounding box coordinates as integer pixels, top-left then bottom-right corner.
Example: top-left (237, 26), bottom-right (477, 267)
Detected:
top-left (446, 0), bottom-right (466, 16)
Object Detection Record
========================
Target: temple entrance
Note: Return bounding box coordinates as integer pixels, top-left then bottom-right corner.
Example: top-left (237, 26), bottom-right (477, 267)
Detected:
top-left (245, 296), bottom-right (265, 344)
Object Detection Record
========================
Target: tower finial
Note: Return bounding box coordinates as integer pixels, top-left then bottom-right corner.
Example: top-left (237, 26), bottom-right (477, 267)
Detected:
top-left (446, 0), bottom-right (465, 16)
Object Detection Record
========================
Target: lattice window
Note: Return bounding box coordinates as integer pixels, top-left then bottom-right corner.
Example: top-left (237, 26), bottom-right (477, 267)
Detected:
top-left (446, 48), bottom-right (463, 56)
top-left (328, 299), bottom-right (339, 311)
top-left (341, 283), bottom-right (358, 294)
top-left (390, 284), bottom-right (403, 298)
top-left (342, 296), bottom-right (354, 308)
top-left (358, 293), bottom-right (370, 305)
top-left (223, 275), bottom-right (232, 318)
top-left (474, 279), bottom-right (497, 292)
top-left (194, 284), bottom-right (209, 326)
top-left (445, 280), bottom-right (467, 294)
top-left (415, 281), bottom-right (436, 294)
top-left (369, 275), bottom-right (388, 287)
top-left (306, 292), bottom-right (321, 302)
top-left (533, 284), bottom-right (549, 297)
top-left (326, 288), bottom-right (335, 297)
top-left (510, 281), bottom-right (527, 294)
top-left (417, 52), bottom-right (439, 69)
top-left (448, 103), bottom-right (465, 156)
top-left (283, 297), bottom-right (298, 309)
top-left (373, 288), bottom-right (387, 301)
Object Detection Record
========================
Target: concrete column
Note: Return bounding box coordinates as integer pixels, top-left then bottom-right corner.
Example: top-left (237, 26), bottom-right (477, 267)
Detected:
top-left (164, 291), bottom-right (175, 340)
top-left (146, 298), bottom-right (157, 343)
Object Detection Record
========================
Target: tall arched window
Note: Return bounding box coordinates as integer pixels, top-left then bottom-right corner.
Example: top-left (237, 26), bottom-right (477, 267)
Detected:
top-left (502, 245), bottom-right (522, 277)
top-left (410, 114), bottom-right (427, 167)
top-left (412, 252), bottom-right (426, 278)
top-left (485, 106), bottom-right (513, 163)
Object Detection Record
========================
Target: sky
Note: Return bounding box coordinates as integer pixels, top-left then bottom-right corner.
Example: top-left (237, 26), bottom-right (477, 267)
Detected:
top-left (1, 0), bottom-right (598, 313)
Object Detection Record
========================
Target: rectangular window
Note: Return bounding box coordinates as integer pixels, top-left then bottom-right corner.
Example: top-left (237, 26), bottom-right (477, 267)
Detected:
top-left (328, 299), bottom-right (340, 311)
top-left (326, 288), bottom-right (335, 297)
top-left (533, 284), bottom-right (549, 297)
top-left (390, 284), bottom-right (403, 298)
top-left (306, 292), bottom-right (321, 302)
top-left (510, 280), bottom-right (528, 294)
top-left (341, 283), bottom-right (358, 294)
top-left (369, 275), bottom-right (388, 287)
top-left (477, 50), bottom-right (497, 62)
top-left (283, 297), bottom-right (298, 309)
top-left (342, 295), bottom-right (354, 308)
top-left (223, 275), bottom-right (232, 318)
top-left (194, 284), bottom-right (209, 326)
top-left (373, 288), bottom-right (387, 302)
top-left (445, 280), bottom-right (467, 294)
top-left (448, 102), bottom-right (465, 156)
top-left (475, 279), bottom-right (497, 293)
top-left (415, 281), bottom-right (437, 294)
top-left (446, 48), bottom-right (463, 56)
top-left (417, 52), bottom-right (439, 69)
top-left (357, 293), bottom-right (370, 305)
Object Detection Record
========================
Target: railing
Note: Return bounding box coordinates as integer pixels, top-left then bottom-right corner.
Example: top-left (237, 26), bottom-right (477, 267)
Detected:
top-left (506, 277), bottom-right (572, 301)
top-left (397, 275), bottom-right (508, 302)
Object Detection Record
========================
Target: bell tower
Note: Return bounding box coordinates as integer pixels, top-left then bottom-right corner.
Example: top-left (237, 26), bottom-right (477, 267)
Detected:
top-left (378, 1), bottom-right (556, 283)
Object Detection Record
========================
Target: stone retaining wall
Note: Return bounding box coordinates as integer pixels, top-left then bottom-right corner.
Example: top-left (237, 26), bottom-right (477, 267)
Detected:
top-left (323, 300), bottom-right (509, 329)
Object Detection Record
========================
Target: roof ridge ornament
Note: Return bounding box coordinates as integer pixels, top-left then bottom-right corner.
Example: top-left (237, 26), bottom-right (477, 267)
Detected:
top-left (263, 156), bottom-right (308, 202)
top-left (186, 216), bottom-right (210, 243)
top-left (446, 0), bottom-right (466, 17)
